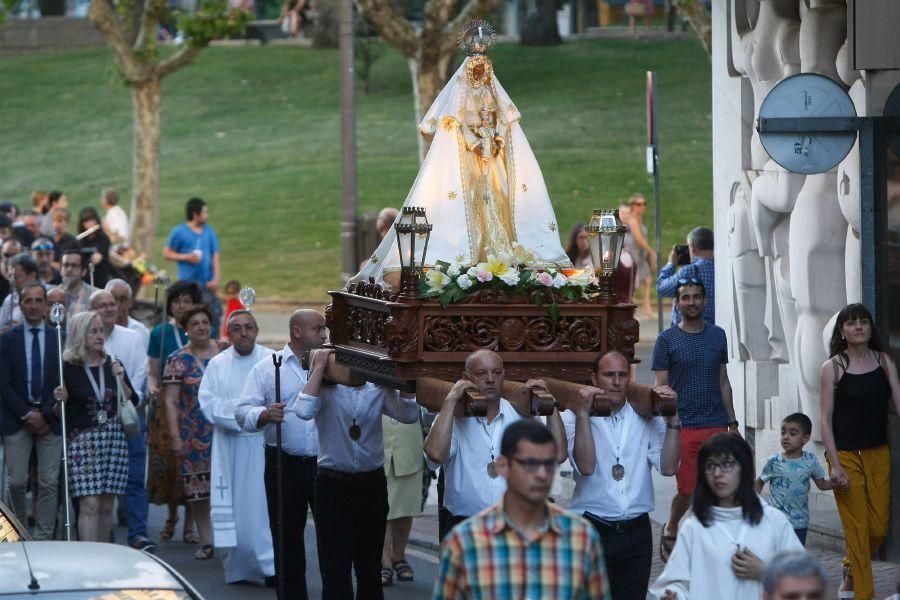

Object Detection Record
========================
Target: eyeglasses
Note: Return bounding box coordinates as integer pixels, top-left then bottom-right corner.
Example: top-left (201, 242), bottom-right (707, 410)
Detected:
top-left (113, 295), bottom-right (130, 303)
top-left (677, 277), bottom-right (701, 286)
top-left (3, 253), bottom-right (17, 259)
top-left (632, 202), bottom-right (646, 207)
top-left (703, 459), bottom-right (738, 474)
top-left (511, 457), bottom-right (558, 473)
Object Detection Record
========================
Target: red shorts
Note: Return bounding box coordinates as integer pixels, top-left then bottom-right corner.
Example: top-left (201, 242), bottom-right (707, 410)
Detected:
top-left (675, 426), bottom-right (727, 495)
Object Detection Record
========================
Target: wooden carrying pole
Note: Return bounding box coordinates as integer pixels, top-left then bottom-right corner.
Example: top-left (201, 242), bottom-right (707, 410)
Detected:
top-left (414, 377), bottom-right (675, 418)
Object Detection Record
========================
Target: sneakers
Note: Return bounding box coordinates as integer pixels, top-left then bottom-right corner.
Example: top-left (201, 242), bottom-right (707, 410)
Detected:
top-left (130, 536), bottom-right (158, 554)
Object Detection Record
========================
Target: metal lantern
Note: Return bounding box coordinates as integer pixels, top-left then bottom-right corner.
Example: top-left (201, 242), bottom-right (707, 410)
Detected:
top-left (394, 206), bottom-right (432, 295)
top-left (586, 209), bottom-right (627, 277)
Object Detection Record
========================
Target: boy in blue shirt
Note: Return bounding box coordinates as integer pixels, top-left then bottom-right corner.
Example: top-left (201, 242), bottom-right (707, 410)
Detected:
top-left (755, 412), bottom-right (833, 544)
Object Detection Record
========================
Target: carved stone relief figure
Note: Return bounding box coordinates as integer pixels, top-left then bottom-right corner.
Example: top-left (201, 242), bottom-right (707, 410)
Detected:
top-left (728, 178), bottom-right (771, 361)
top-left (835, 42), bottom-right (865, 304)
top-left (791, 0), bottom-right (848, 435)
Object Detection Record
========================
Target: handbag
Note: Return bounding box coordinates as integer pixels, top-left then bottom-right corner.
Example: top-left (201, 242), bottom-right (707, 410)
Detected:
top-left (115, 365), bottom-right (141, 439)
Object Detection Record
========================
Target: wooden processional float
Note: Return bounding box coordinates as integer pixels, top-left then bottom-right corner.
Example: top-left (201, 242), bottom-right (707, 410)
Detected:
top-left (321, 207), bottom-right (676, 419)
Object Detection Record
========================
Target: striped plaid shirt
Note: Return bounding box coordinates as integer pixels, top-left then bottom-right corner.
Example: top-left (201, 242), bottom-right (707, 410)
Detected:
top-left (433, 499), bottom-right (610, 600)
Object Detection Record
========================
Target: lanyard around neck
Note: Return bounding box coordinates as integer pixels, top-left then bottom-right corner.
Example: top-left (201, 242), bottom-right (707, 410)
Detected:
top-left (84, 361), bottom-right (106, 405)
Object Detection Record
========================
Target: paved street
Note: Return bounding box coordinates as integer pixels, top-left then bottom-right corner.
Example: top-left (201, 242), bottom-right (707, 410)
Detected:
top-left (118, 503), bottom-right (439, 599)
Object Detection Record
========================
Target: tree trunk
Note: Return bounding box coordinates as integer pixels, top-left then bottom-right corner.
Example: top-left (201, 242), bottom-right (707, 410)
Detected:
top-left (676, 1), bottom-right (711, 57)
top-left (129, 77), bottom-right (162, 257)
top-left (409, 50), bottom-right (451, 162)
top-left (519, 0), bottom-right (561, 46)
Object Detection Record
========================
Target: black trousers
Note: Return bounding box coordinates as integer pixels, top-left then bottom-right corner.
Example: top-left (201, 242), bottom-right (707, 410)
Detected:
top-left (264, 447), bottom-right (317, 600)
top-left (315, 467), bottom-right (389, 600)
top-left (583, 512), bottom-right (653, 600)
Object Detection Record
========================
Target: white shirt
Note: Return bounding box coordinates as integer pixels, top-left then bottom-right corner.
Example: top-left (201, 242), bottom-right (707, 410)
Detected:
top-left (23, 320), bottom-right (47, 403)
top-left (105, 324), bottom-right (148, 404)
top-left (427, 398), bottom-right (522, 517)
top-left (103, 205), bottom-right (130, 243)
top-left (295, 382), bottom-right (418, 473)
top-left (649, 504), bottom-right (803, 600)
top-left (126, 316), bottom-right (150, 352)
top-left (563, 402), bottom-right (666, 520)
top-left (201, 344), bottom-right (274, 433)
top-left (235, 345), bottom-right (318, 457)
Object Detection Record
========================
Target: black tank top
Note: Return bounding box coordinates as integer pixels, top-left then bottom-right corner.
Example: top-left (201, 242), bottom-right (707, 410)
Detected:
top-left (832, 355), bottom-right (891, 451)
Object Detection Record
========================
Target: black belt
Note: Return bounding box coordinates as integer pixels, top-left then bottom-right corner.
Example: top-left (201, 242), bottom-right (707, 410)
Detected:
top-left (583, 512), bottom-right (649, 534)
top-left (265, 446), bottom-right (317, 463)
top-left (317, 466), bottom-right (384, 482)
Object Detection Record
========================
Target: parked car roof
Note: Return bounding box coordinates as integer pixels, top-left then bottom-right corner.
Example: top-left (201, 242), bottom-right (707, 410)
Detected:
top-left (0, 541), bottom-right (201, 598)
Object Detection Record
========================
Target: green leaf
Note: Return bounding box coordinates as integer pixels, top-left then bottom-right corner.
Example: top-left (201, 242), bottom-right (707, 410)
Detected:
top-left (534, 292), bottom-right (544, 309)
top-left (436, 259), bottom-right (451, 270)
top-left (549, 302), bottom-right (560, 321)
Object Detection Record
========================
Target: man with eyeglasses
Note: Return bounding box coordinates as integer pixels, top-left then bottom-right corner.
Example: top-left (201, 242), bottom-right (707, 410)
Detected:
top-left (105, 278), bottom-right (150, 350)
top-left (652, 278), bottom-right (736, 563)
top-left (424, 349), bottom-right (567, 542)
top-left (31, 238), bottom-right (61, 286)
top-left (60, 249), bottom-right (99, 321)
top-left (201, 310), bottom-right (275, 585)
top-left (656, 226), bottom-right (715, 326)
top-left (562, 350), bottom-right (680, 600)
top-left (434, 419), bottom-right (610, 599)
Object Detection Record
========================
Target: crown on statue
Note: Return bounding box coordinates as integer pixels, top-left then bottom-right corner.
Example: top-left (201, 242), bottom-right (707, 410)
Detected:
top-left (457, 19), bottom-right (496, 56)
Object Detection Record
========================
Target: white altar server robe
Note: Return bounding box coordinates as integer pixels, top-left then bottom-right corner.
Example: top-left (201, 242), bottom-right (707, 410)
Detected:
top-left (198, 344), bottom-right (275, 583)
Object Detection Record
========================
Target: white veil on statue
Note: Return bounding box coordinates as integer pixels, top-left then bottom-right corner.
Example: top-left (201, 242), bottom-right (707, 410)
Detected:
top-left (352, 23), bottom-right (571, 289)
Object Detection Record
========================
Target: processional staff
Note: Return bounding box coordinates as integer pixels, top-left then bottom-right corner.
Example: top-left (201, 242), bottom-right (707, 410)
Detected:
top-left (240, 287), bottom-right (286, 600)
top-left (49, 302), bottom-right (73, 541)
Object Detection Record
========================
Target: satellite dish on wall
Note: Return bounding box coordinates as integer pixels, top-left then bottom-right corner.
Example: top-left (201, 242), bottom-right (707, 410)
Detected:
top-left (758, 73), bottom-right (857, 174)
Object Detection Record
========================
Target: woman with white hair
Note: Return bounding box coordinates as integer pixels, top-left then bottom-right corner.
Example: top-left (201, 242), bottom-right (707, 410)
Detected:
top-left (53, 310), bottom-right (137, 542)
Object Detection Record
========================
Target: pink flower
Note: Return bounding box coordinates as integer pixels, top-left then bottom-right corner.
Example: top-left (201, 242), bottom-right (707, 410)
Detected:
top-left (475, 269), bottom-right (493, 283)
top-left (536, 272), bottom-right (554, 287)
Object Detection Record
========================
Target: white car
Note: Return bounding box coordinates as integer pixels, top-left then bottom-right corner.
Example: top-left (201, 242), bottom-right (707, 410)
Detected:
top-left (0, 541), bottom-right (204, 599)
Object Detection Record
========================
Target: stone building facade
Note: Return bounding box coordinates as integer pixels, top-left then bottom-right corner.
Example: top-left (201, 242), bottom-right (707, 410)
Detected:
top-left (711, 0), bottom-right (900, 556)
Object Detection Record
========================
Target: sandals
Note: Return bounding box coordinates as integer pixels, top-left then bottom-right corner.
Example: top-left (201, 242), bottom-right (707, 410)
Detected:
top-left (393, 559), bottom-right (414, 582)
top-left (659, 523), bottom-right (677, 563)
top-left (193, 544), bottom-right (214, 560)
top-left (380, 566), bottom-right (394, 587)
top-left (837, 565), bottom-right (854, 598)
top-left (160, 516), bottom-right (178, 541)
top-left (183, 528), bottom-right (200, 544)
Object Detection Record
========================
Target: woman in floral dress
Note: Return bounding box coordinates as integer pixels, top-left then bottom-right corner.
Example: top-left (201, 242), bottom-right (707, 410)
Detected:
top-left (164, 304), bottom-right (219, 559)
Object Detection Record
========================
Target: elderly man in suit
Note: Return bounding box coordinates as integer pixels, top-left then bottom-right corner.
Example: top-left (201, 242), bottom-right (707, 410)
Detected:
top-left (0, 282), bottom-right (63, 539)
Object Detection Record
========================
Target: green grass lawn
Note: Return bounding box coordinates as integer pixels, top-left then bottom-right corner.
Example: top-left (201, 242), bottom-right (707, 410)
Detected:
top-left (0, 37), bottom-right (711, 301)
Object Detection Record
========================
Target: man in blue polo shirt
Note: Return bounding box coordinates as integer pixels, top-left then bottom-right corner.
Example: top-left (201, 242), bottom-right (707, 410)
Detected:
top-left (164, 197), bottom-right (221, 316)
top-left (651, 278), bottom-right (737, 563)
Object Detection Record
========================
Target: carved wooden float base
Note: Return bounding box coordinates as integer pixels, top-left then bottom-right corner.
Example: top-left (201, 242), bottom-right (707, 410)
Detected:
top-left (326, 281), bottom-right (640, 392)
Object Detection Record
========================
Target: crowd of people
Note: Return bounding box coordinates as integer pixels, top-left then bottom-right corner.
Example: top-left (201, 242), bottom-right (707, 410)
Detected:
top-left (0, 194), bottom-right (898, 600)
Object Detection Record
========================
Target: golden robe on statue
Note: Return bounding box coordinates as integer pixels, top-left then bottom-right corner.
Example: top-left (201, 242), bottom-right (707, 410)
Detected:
top-left (352, 52), bottom-right (571, 288)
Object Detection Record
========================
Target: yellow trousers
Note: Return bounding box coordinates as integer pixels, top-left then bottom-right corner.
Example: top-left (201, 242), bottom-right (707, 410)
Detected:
top-left (828, 445), bottom-right (891, 600)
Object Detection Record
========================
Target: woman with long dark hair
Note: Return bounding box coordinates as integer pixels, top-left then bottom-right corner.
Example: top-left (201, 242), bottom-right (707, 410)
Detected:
top-left (565, 222), bottom-right (593, 269)
top-left (650, 434), bottom-right (801, 599)
top-left (819, 303), bottom-right (900, 600)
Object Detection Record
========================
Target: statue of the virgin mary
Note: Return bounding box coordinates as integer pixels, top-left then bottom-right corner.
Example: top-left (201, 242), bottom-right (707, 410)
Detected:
top-left (352, 21), bottom-right (571, 288)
